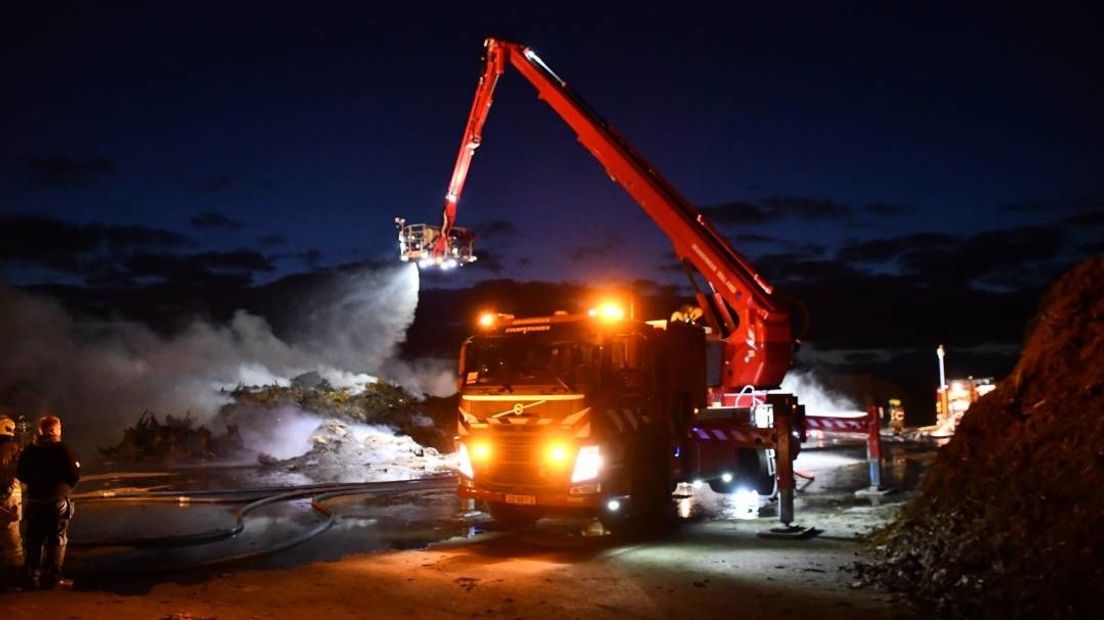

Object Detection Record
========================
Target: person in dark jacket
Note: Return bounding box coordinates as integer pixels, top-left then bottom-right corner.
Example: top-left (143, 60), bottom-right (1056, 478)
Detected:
top-left (16, 415), bottom-right (79, 590)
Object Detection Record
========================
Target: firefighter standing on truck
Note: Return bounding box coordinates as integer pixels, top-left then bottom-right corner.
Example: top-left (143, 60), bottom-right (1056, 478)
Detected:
top-left (17, 415), bottom-right (80, 590)
top-left (1, 415), bottom-right (23, 579)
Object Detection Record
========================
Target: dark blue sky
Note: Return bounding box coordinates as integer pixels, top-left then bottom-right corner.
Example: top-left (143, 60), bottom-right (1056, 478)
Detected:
top-left (2, 1), bottom-right (1101, 291)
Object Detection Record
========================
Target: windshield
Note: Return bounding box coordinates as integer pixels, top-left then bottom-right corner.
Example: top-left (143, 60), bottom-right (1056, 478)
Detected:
top-left (463, 332), bottom-right (599, 390)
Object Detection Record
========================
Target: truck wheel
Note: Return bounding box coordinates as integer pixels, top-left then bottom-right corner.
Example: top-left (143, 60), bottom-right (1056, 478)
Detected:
top-left (606, 429), bottom-right (675, 535)
top-left (486, 502), bottom-right (541, 528)
top-left (707, 448), bottom-right (775, 495)
top-left (736, 447), bottom-right (775, 495)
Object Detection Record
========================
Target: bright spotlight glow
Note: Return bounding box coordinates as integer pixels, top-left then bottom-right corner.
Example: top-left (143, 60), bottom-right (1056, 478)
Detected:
top-left (721, 472), bottom-right (733, 483)
top-left (457, 443), bottom-right (474, 479)
top-left (470, 440), bottom-right (492, 461)
top-left (478, 312), bottom-right (496, 328)
top-left (606, 499), bottom-right (621, 512)
top-left (589, 302), bottom-right (625, 321)
top-left (571, 445), bottom-right (602, 483)
top-left (546, 441), bottom-right (572, 467)
top-left (691, 479), bottom-right (704, 489)
top-left (731, 488), bottom-right (760, 520)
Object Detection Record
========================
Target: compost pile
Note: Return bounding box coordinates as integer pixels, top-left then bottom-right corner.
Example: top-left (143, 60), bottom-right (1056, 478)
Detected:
top-left (860, 258), bottom-right (1104, 618)
top-left (103, 373), bottom-right (459, 468)
top-left (216, 372), bottom-right (454, 452)
top-left (261, 420), bottom-right (454, 483)
top-left (100, 411), bottom-right (244, 463)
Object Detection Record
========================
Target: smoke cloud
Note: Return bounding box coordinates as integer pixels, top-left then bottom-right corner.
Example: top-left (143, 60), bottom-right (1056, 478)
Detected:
top-left (0, 263), bottom-right (453, 454)
top-left (780, 370), bottom-right (862, 415)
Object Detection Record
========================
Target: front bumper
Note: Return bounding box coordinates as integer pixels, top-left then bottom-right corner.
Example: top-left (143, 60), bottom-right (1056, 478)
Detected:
top-left (458, 477), bottom-right (609, 508)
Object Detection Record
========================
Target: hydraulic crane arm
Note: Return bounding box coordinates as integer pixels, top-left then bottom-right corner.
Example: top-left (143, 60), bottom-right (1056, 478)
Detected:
top-left (437, 37), bottom-right (794, 390)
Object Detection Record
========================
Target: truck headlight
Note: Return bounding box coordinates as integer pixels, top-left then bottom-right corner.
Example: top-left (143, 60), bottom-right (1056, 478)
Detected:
top-left (571, 445), bottom-right (602, 483)
top-left (458, 439), bottom-right (492, 479)
top-left (457, 443), bottom-right (475, 479)
top-left (546, 441), bottom-right (572, 466)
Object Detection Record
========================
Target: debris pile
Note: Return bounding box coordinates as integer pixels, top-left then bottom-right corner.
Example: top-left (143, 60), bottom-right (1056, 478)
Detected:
top-left (216, 373), bottom-right (452, 452)
top-left (860, 258), bottom-right (1104, 618)
top-left (100, 411), bottom-right (244, 463)
top-left (262, 420), bottom-right (454, 483)
top-left (103, 373), bottom-right (459, 475)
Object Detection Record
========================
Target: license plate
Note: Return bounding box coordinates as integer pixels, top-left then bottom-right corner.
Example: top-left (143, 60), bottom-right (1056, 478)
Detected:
top-left (505, 494), bottom-right (537, 505)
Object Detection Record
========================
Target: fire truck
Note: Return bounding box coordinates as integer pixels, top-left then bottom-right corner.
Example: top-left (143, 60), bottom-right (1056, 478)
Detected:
top-left (400, 38), bottom-right (806, 531)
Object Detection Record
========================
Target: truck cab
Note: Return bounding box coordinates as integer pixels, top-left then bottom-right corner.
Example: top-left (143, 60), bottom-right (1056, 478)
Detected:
top-left (455, 309), bottom-right (705, 526)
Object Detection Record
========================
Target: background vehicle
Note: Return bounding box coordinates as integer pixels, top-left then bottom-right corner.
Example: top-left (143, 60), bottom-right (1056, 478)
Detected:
top-left (937, 377), bottom-right (996, 432)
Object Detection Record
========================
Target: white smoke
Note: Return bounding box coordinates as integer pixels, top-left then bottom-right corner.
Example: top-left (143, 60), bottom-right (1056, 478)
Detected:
top-left (779, 370), bottom-right (862, 416)
top-left (379, 357), bottom-right (458, 398)
top-left (289, 265), bottom-right (421, 373)
top-left (229, 404), bottom-right (324, 460)
top-left (0, 263), bottom-right (453, 454)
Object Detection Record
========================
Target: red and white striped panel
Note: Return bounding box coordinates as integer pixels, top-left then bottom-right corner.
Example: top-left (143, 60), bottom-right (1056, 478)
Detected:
top-left (690, 426), bottom-right (775, 447)
top-left (804, 416), bottom-right (867, 433)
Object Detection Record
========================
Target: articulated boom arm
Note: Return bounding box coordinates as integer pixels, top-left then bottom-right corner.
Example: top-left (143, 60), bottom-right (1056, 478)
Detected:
top-left (441, 37), bottom-right (794, 389)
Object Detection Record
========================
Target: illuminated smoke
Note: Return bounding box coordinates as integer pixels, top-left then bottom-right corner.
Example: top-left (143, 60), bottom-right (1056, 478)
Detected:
top-left (230, 404), bottom-right (323, 460)
top-left (780, 370), bottom-right (862, 416)
top-left (0, 263), bottom-right (452, 454)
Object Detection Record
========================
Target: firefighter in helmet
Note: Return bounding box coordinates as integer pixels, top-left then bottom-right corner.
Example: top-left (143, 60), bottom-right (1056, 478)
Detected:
top-left (16, 415), bottom-right (80, 590)
top-left (0, 415), bottom-right (23, 578)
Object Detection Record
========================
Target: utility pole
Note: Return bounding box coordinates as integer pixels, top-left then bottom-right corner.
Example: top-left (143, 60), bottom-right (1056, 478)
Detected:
top-left (937, 345), bottom-right (949, 423)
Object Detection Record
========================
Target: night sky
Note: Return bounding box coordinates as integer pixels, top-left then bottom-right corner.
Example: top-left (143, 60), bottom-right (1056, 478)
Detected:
top-left (3, 2), bottom-right (1102, 373)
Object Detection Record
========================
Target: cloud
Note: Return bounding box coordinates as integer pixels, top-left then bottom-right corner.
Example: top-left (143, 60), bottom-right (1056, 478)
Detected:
top-left (471, 249), bottom-right (505, 274)
top-left (998, 200), bottom-right (1052, 213)
top-left (476, 219), bottom-right (517, 240)
top-left (258, 234), bottom-right (286, 248)
top-left (125, 250), bottom-right (274, 285)
top-left (299, 249), bottom-right (322, 266)
top-left (699, 196), bottom-right (854, 227)
top-left (570, 231), bottom-right (623, 262)
top-left (0, 214), bottom-right (190, 274)
top-left (698, 200), bottom-right (774, 226)
top-left (839, 233), bottom-right (958, 264)
top-left (1065, 209), bottom-right (1104, 227)
top-left (838, 225), bottom-right (1068, 290)
top-left (761, 197), bottom-right (852, 221)
top-left (863, 202), bottom-right (908, 217)
top-left (730, 232), bottom-right (780, 244)
top-left (190, 211), bottom-right (243, 230)
top-left (24, 156), bottom-right (115, 187)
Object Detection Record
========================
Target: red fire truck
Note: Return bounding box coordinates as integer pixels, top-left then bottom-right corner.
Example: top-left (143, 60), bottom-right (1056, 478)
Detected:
top-left (400, 38), bottom-right (806, 531)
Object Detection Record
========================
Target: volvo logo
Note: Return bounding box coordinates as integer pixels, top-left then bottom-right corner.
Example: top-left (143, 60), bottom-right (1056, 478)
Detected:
top-left (512, 403), bottom-right (525, 415)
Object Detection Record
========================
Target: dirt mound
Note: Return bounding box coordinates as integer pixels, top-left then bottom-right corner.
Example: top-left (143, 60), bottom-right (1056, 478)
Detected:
top-left (861, 257), bottom-right (1104, 618)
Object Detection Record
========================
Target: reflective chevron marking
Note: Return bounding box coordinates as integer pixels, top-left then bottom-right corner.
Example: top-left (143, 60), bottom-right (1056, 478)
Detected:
top-left (689, 426), bottom-right (777, 446)
top-left (605, 409), bottom-right (625, 432)
top-left (805, 416), bottom-right (867, 432)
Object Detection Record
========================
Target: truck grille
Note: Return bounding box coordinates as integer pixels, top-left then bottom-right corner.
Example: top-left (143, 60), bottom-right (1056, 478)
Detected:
top-left (480, 431), bottom-right (559, 490)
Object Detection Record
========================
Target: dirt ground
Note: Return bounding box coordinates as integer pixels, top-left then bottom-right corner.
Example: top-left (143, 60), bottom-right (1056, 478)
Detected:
top-left (3, 516), bottom-right (910, 620)
top-left (2, 449), bottom-right (932, 619)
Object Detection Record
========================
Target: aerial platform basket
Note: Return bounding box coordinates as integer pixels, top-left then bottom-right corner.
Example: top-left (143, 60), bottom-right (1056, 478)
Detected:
top-left (395, 218), bottom-right (476, 269)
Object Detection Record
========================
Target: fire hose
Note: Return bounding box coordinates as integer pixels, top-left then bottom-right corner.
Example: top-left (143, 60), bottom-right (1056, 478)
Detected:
top-left (63, 475), bottom-right (455, 578)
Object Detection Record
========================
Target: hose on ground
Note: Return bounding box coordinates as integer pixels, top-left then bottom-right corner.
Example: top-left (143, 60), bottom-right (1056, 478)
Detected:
top-left (67, 476), bottom-right (453, 558)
